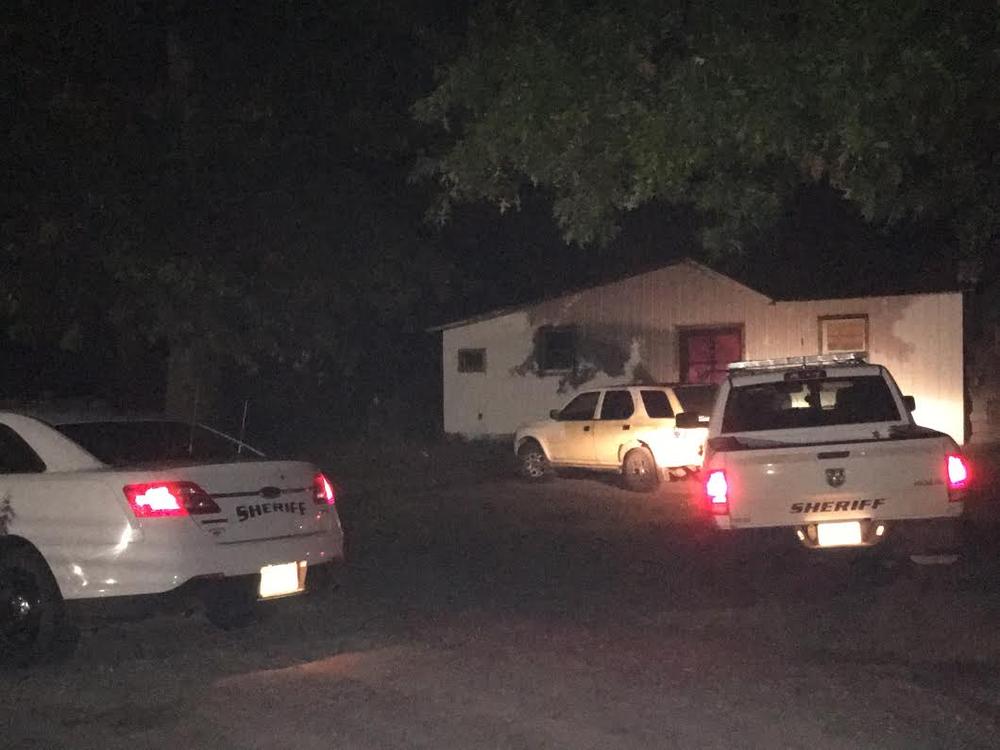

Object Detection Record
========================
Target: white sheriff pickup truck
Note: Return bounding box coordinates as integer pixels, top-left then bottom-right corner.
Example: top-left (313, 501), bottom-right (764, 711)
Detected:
top-left (690, 354), bottom-right (968, 558)
top-left (0, 413), bottom-right (344, 665)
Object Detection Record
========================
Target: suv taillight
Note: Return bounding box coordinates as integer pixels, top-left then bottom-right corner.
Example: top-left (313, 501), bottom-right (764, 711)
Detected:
top-left (313, 473), bottom-right (335, 505)
top-left (705, 470), bottom-right (729, 515)
top-left (123, 481), bottom-right (220, 518)
top-left (946, 454), bottom-right (970, 500)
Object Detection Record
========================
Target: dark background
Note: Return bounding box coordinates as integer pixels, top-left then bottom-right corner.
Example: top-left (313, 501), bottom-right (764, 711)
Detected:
top-left (0, 1), bottom-right (967, 449)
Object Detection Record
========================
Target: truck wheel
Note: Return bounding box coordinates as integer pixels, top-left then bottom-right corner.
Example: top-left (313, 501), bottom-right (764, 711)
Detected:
top-left (518, 441), bottom-right (551, 482)
top-left (622, 447), bottom-right (658, 492)
top-left (0, 546), bottom-right (76, 666)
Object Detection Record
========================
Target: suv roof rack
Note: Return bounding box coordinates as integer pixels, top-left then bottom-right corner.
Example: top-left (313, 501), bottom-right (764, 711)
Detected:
top-left (728, 352), bottom-right (869, 375)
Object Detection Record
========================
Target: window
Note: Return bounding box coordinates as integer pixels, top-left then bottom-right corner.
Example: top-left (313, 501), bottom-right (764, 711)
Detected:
top-left (558, 392), bottom-right (599, 421)
top-left (0, 424), bottom-right (46, 473)
top-left (600, 390), bottom-right (635, 420)
top-left (674, 384), bottom-right (718, 416)
top-left (640, 390), bottom-right (674, 419)
top-left (457, 348), bottom-right (486, 373)
top-left (538, 326), bottom-right (575, 372)
top-left (721, 375), bottom-right (900, 433)
top-left (819, 315), bottom-right (868, 354)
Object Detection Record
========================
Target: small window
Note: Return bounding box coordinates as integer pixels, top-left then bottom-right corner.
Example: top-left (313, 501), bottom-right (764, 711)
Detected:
top-left (457, 348), bottom-right (486, 373)
top-left (640, 390), bottom-right (674, 418)
top-left (538, 326), bottom-right (575, 372)
top-left (558, 392), bottom-right (599, 421)
top-left (0, 424), bottom-right (46, 474)
top-left (600, 390), bottom-right (635, 420)
top-left (820, 315), bottom-right (868, 354)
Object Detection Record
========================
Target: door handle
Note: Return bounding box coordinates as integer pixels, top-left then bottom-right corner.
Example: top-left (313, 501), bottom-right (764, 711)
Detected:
top-left (583, 425), bottom-right (591, 432)
top-left (621, 424), bottom-right (630, 431)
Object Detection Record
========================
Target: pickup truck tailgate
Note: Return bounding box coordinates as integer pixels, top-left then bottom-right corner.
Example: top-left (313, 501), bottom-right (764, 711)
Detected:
top-left (723, 437), bottom-right (952, 527)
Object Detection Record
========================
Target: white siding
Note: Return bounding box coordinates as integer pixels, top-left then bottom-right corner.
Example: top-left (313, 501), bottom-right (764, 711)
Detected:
top-left (441, 262), bottom-right (965, 443)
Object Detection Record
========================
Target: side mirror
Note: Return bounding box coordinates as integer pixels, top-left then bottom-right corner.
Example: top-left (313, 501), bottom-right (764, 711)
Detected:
top-left (549, 409), bottom-right (562, 420)
top-left (675, 412), bottom-right (702, 429)
top-left (903, 395), bottom-right (916, 413)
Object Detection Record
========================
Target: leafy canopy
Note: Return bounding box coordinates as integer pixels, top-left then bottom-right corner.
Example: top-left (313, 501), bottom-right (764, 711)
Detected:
top-left (415, 0), bottom-right (1000, 256)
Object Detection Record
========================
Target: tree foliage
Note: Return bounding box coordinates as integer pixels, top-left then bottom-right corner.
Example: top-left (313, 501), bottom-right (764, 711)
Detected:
top-left (415, 0), bottom-right (1000, 258)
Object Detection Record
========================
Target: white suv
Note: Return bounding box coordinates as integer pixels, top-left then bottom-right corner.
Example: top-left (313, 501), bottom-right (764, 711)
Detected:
top-left (514, 384), bottom-right (716, 491)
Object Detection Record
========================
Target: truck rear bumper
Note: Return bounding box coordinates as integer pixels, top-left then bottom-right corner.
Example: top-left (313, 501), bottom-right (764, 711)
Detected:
top-left (794, 517), bottom-right (959, 554)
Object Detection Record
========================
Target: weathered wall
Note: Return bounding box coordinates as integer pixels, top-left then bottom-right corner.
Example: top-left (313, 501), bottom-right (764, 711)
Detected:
top-left (441, 262), bottom-right (965, 442)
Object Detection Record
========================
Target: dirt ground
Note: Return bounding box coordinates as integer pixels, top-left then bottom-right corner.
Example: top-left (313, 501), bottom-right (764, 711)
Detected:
top-left (4, 445), bottom-right (1000, 749)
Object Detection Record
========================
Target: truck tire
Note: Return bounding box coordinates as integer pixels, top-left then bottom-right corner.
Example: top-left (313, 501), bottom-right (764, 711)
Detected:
top-left (622, 447), bottom-right (658, 492)
top-left (0, 545), bottom-right (77, 667)
top-left (518, 441), bottom-right (551, 482)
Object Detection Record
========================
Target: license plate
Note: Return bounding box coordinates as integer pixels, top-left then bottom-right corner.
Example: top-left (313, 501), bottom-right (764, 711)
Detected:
top-left (258, 561), bottom-right (307, 599)
top-left (816, 521), bottom-right (863, 547)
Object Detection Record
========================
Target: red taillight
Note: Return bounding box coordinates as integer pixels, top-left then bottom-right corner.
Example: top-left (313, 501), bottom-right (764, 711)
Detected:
top-left (313, 473), bottom-right (335, 505)
top-left (123, 481), bottom-right (219, 518)
top-left (947, 454), bottom-right (970, 496)
top-left (705, 470), bottom-right (729, 515)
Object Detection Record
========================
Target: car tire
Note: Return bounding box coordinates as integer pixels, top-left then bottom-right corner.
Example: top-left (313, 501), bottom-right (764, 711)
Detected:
top-left (0, 545), bottom-right (77, 667)
top-left (518, 441), bottom-right (551, 482)
top-left (203, 579), bottom-right (260, 630)
top-left (622, 447), bottom-right (658, 492)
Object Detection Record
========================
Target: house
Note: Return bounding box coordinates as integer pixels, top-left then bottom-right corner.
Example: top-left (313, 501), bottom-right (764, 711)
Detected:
top-left (432, 259), bottom-right (966, 443)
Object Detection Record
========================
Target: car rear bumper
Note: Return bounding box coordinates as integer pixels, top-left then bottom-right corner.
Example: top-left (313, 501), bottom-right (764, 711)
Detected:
top-left (66, 558), bottom-right (342, 621)
top-left (57, 526), bottom-right (345, 600)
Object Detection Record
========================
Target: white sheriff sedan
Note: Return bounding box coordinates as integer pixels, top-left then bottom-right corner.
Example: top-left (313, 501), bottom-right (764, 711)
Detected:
top-left (0, 412), bottom-right (344, 665)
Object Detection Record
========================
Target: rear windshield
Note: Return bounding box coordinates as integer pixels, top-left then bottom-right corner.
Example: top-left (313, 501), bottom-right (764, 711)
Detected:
top-left (56, 421), bottom-right (258, 466)
top-left (722, 375), bottom-right (901, 433)
top-left (674, 385), bottom-right (718, 416)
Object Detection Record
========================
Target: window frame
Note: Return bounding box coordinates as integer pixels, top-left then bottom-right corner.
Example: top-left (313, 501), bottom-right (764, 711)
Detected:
top-left (558, 391), bottom-right (600, 421)
top-left (457, 347), bottom-right (487, 374)
top-left (599, 390), bottom-right (636, 421)
top-left (818, 314), bottom-right (869, 355)
top-left (639, 389), bottom-right (675, 419)
top-left (537, 325), bottom-right (576, 374)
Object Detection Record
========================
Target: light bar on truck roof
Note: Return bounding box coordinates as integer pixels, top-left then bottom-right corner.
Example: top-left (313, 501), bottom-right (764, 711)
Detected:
top-left (727, 352), bottom-right (868, 375)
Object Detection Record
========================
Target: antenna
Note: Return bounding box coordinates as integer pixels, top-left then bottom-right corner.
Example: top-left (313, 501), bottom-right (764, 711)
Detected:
top-left (188, 380), bottom-right (200, 457)
top-left (237, 399), bottom-right (249, 456)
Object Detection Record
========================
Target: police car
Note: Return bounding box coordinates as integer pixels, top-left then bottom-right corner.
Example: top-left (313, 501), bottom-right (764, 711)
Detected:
top-left (693, 354), bottom-right (968, 558)
top-left (0, 413), bottom-right (344, 665)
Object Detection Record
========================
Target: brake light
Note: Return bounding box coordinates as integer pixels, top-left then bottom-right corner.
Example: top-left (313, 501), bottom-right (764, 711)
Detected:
top-left (313, 473), bottom-right (335, 505)
top-left (122, 481), bottom-right (219, 518)
top-left (946, 454), bottom-right (969, 496)
top-left (705, 470), bottom-right (729, 515)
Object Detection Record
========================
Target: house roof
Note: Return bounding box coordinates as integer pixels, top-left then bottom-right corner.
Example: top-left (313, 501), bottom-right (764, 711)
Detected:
top-left (427, 258), bottom-right (770, 332)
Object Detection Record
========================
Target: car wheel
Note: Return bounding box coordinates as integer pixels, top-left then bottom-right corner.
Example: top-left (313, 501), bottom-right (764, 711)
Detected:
top-left (622, 447), bottom-right (658, 492)
top-left (0, 546), bottom-right (76, 667)
top-left (518, 441), bottom-right (551, 482)
top-left (203, 580), bottom-right (260, 630)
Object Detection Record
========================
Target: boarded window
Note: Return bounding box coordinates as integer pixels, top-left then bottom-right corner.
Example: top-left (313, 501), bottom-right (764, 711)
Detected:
top-left (820, 316), bottom-right (868, 354)
top-left (538, 326), bottom-right (575, 372)
top-left (457, 348), bottom-right (486, 373)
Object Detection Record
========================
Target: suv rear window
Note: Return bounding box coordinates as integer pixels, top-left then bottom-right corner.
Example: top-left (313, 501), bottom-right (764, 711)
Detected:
top-left (674, 384), bottom-right (718, 416)
top-left (640, 390), bottom-right (674, 418)
top-left (722, 376), bottom-right (901, 433)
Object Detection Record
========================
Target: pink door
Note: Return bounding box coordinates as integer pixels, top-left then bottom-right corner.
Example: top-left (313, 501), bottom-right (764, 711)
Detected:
top-left (680, 328), bottom-right (743, 384)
